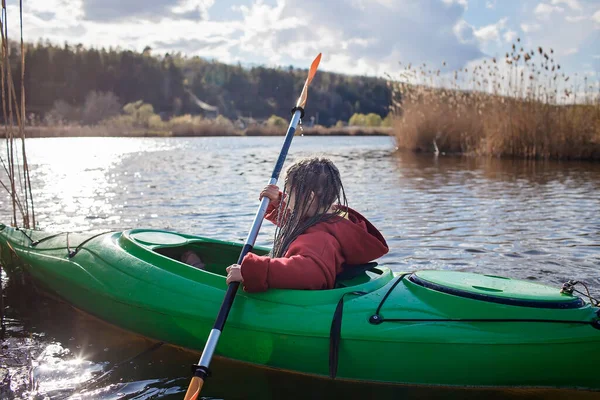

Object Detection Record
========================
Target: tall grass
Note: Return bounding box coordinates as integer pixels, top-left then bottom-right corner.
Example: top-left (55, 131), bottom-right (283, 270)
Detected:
top-left (390, 41), bottom-right (600, 160)
top-left (0, 2), bottom-right (35, 228)
top-left (0, 0), bottom-right (34, 335)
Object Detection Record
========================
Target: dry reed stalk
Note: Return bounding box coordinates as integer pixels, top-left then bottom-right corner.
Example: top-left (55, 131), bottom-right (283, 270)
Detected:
top-left (0, 1), bottom-right (35, 227)
top-left (390, 41), bottom-right (600, 160)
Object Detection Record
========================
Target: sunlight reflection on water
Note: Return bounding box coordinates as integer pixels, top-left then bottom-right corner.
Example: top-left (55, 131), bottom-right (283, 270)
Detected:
top-left (1, 136), bottom-right (599, 399)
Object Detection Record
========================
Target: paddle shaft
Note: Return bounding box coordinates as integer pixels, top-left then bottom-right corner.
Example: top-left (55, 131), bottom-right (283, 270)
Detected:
top-left (185, 53), bottom-right (321, 400)
top-left (192, 109), bottom-right (302, 378)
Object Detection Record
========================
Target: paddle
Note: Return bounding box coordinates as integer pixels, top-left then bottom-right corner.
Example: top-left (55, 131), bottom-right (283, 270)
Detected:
top-left (183, 53), bottom-right (322, 400)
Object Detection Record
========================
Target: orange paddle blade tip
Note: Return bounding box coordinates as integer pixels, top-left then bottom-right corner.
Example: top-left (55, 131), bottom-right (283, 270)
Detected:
top-left (296, 53), bottom-right (322, 108)
top-left (183, 376), bottom-right (203, 400)
top-left (306, 53), bottom-right (322, 86)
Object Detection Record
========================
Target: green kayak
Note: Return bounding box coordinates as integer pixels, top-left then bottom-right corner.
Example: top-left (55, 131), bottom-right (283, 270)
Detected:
top-left (1, 223), bottom-right (599, 390)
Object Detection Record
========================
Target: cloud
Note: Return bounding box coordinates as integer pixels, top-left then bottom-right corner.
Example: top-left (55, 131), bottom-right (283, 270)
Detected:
top-left (154, 37), bottom-right (232, 52)
top-left (9, 0), bottom-right (540, 76)
top-left (534, 3), bottom-right (564, 19)
top-left (564, 47), bottom-right (578, 55)
top-left (442, 0), bottom-right (468, 8)
top-left (593, 9), bottom-right (600, 24)
top-left (503, 30), bottom-right (517, 43)
top-left (81, 0), bottom-right (214, 21)
top-left (454, 20), bottom-right (476, 44)
top-left (171, 0), bottom-right (215, 19)
top-left (234, 0), bottom-right (484, 75)
top-left (565, 15), bottom-right (587, 22)
top-left (82, 0), bottom-right (170, 21)
top-left (36, 11), bottom-right (57, 21)
top-left (550, 0), bottom-right (581, 11)
top-left (521, 23), bottom-right (542, 32)
top-left (5, 1), bottom-right (86, 42)
top-left (474, 17), bottom-right (508, 44)
top-left (486, 0), bottom-right (496, 9)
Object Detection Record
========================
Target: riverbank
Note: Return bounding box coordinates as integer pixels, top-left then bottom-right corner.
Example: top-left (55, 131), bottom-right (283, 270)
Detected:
top-left (0, 125), bottom-right (392, 138)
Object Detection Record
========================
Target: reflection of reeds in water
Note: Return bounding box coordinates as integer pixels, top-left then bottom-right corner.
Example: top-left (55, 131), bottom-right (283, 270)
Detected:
top-left (390, 40), bottom-right (600, 160)
top-left (0, 1), bottom-right (35, 228)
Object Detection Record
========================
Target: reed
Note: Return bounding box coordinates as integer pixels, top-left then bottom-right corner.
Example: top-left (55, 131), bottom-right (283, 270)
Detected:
top-left (0, 1), bottom-right (35, 227)
top-left (390, 41), bottom-right (600, 160)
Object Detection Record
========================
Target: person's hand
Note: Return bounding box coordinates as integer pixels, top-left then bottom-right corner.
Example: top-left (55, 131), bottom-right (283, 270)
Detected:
top-left (226, 264), bottom-right (243, 285)
top-left (259, 184), bottom-right (280, 206)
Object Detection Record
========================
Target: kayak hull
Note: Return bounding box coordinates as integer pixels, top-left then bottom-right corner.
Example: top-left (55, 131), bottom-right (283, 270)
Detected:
top-left (1, 224), bottom-right (599, 390)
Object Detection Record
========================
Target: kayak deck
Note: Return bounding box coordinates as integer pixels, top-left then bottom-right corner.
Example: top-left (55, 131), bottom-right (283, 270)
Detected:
top-left (1, 224), bottom-right (599, 390)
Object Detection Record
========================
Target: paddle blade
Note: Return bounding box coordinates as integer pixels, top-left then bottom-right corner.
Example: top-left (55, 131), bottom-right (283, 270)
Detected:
top-left (183, 376), bottom-right (204, 400)
top-left (296, 53), bottom-right (322, 109)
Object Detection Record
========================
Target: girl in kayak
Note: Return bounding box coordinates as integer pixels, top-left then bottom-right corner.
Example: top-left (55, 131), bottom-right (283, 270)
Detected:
top-left (226, 156), bottom-right (388, 292)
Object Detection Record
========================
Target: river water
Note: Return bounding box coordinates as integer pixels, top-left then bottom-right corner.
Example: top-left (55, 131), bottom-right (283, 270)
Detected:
top-left (1, 136), bottom-right (599, 399)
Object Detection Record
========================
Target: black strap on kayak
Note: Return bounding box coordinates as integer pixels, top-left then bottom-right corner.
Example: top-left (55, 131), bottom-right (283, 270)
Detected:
top-left (368, 273), bottom-right (411, 325)
top-left (369, 316), bottom-right (600, 329)
top-left (368, 274), bottom-right (600, 330)
top-left (67, 231), bottom-right (115, 258)
top-left (15, 227), bottom-right (34, 244)
top-left (30, 231), bottom-right (67, 247)
top-left (329, 290), bottom-right (367, 379)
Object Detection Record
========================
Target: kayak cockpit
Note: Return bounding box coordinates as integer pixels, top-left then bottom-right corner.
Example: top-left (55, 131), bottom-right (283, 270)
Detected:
top-left (119, 229), bottom-right (393, 293)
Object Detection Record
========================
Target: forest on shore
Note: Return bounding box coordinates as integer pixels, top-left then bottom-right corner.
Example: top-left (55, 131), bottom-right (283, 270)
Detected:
top-left (3, 41), bottom-right (392, 130)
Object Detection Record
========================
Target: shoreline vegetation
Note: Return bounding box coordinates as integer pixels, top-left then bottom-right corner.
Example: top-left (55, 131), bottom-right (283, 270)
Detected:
top-left (0, 98), bottom-right (393, 138)
top-left (0, 124), bottom-right (391, 138)
top-left (389, 41), bottom-right (600, 160)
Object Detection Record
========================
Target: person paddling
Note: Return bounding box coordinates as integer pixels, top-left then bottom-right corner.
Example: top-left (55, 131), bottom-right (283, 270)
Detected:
top-left (226, 156), bottom-right (388, 292)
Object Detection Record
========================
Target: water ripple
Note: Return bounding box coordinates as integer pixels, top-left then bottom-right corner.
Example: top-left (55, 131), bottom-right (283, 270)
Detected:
top-left (1, 136), bottom-right (599, 399)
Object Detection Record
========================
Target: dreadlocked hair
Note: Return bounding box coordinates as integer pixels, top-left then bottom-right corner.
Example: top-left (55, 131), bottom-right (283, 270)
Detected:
top-left (271, 157), bottom-right (348, 258)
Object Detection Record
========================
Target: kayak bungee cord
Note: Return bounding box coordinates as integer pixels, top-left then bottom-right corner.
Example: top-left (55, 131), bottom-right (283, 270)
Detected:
top-left (12, 228), bottom-right (116, 257)
top-left (66, 230), bottom-right (116, 258)
top-left (367, 274), bottom-right (600, 329)
top-left (561, 280), bottom-right (600, 307)
top-left (14, 226), bottom-right (34, 243)
top-left (183, 53), bottom-right (322, 400)
top-left (30, 231), bottom-right (67, 246)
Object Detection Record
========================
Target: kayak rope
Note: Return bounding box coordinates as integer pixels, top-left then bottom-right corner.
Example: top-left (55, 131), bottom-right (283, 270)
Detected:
top-left (13, 228), bottom-right (118, 255)
top-left (66, 230), bottom-right (115, 258)
top-left (329, 290), bottom-right (367, 379)
top-left (13, 227), bottom-right (65, 246)
top-left (15, 226), bottom-right (34, 243)
top-left (368, 274), bottom-right (600, 330)
top-left (372, 273), bottom-right (411, 319)
top-left (30, 231), bottom-right (67, 246)
top-left (9, 229), bottom-right (108, 256)
top-left (561, 280), bottom-right (600, 307)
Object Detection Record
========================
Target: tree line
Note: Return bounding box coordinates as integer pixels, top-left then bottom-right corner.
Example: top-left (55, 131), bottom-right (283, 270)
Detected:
top-left (5, 41), bottom-right (392, 127)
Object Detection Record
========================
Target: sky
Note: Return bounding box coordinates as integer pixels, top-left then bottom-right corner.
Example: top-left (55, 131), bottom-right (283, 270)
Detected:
top-left (5, 0), bottom-right (600, 80)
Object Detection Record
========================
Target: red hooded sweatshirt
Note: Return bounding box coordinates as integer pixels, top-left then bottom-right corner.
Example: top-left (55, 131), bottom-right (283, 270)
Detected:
top-left (240, 197), bottom-right (389, 292)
